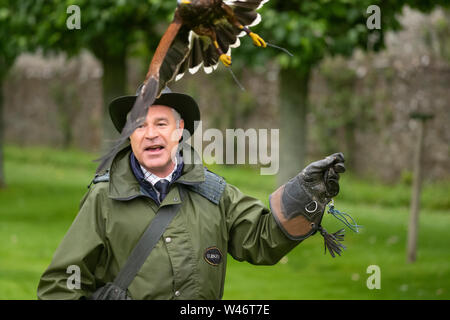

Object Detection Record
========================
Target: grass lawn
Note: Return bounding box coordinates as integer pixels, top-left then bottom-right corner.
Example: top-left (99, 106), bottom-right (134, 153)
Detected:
top-left (0, 145), bottom-right (449, 300)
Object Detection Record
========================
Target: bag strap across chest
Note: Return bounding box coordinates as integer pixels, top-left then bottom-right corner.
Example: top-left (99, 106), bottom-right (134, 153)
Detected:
top-left (113, 187), bottom-right (184, 290)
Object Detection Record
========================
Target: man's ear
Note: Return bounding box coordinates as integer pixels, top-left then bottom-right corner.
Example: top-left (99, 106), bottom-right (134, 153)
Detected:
top-left (178, 119), bottom-right (185, 140)
top-left (173, 119), bottom-right (185, 143)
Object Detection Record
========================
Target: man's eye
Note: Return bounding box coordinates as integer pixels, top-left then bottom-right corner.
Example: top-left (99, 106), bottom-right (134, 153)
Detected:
top-left (157, 123), bottom-right (167, 127)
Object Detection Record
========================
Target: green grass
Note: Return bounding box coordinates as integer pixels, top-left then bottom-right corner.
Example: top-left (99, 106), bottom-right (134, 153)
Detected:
top-left (1, 145), bottom-right (449, 300)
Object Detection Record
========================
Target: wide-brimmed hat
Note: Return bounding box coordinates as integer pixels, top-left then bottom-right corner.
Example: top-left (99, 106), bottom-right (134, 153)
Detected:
top-left (109, 86), bottom-right (200, 136)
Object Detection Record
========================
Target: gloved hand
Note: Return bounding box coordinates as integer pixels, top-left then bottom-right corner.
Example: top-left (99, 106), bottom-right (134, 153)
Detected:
top-left (269, 152), bottom-right (345, 243)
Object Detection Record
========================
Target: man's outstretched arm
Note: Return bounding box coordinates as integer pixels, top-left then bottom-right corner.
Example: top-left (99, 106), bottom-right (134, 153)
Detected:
top-left (224, 153), bottom-right (345, 264)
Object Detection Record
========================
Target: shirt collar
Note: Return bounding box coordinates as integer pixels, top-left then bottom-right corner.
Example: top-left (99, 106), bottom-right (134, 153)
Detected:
top-left (140, 156), bottom-right (178, 185)
top-left (108, 146), bottom-right (203, 202)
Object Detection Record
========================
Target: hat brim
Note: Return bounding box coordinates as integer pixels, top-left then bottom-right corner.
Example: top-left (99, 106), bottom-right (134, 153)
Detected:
top-left (109, 92), bottom-right (200, 137)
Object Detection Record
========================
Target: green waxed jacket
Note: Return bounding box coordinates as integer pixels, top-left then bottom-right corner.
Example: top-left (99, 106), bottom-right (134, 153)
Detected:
top-left (37, 146), bottom-right (301, 300)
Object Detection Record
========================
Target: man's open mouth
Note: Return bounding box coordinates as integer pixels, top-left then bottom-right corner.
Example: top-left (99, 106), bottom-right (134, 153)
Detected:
top-left (144, 145), bottom-right (165, 153)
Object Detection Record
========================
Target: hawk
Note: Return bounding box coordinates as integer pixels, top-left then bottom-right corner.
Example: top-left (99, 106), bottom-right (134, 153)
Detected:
top-left (96, 0), bottom-right (271, 172)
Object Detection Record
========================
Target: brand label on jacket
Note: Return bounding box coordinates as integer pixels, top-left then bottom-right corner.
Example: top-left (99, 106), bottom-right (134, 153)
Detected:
top-left (204, 247), bottom-right (222, 266)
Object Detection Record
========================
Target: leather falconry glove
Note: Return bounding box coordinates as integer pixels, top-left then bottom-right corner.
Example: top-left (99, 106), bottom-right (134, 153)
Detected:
top-left (270, 153), bottom-right (346, 257)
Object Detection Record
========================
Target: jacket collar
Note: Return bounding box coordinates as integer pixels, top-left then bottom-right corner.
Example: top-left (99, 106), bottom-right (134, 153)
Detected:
top-left (108, 143), bottom-right (205, 201)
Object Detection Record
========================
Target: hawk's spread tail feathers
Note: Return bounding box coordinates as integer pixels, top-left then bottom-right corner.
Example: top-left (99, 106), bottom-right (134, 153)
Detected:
top-left (171, 0), bottom-right (268, 83)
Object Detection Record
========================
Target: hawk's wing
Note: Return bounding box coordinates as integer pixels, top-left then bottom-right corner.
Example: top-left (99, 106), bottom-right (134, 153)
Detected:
top-left (223, 0), bottom-right (269, 27)
top-left (95, 1), bottom-right (270, 173)
top-left (167, 0), bottom-right (269, 82)
top-left (158, 25), bottom-right (192, 92)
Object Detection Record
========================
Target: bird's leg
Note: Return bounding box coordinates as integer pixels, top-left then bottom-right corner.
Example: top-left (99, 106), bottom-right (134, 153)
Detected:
top-left (241, 25), bottom-right (267, 48)
top-left (213, 38), bottom-right (232, 67)
top-left (221, 2), bottom-right (266, 48)
top-left (197, 26), bottom-right (232, 67)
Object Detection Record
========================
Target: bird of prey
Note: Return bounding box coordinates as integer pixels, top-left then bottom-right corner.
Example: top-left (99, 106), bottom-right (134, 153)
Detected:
top-left (96, 0), bottom-right (272, 173)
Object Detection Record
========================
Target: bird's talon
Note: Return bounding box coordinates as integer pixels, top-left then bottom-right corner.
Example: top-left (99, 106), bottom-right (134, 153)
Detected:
top-left (220, 54), bottom-right (232, 67)
top-left (249, 32), bottom-right (267, 48)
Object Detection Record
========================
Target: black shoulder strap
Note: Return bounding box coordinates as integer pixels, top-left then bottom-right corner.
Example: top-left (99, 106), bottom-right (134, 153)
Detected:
top-left (87, 170), bottom-right (110, 189)
top-left (112, 187), bottom-right (184, 290)
top-left (188, 168), bottom-right (226, 205)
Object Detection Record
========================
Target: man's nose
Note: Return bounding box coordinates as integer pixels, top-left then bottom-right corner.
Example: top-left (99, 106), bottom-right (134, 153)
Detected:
top-left (144, 124), bottom-right (159, 139)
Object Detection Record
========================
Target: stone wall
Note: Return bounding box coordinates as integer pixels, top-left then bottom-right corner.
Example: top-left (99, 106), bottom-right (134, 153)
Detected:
top-left (4, 51), bottom-right (103, 151)
top-left (308, 7), bottom-right (450, 181)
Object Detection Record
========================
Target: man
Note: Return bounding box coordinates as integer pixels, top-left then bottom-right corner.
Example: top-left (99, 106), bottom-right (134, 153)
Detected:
top-left (37, 87), bottom-right (345, 300)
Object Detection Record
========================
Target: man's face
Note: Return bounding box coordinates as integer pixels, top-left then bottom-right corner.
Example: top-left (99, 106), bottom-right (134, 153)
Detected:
top-left (130, 105), bottom-right (184, 177)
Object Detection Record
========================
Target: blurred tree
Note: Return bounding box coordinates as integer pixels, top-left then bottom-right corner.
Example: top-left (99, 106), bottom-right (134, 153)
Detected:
top-left (1, 0), bottom-right (176, 154)
top-left (50, 81), bottom-right (81, 149)
top-left (234, 0), bottom-right (450, 185)
top-left (0, 0), bottom-right (181, 186)
top-left (0, 0), bottom-right (38, 188)
top-left (311, 58), bottom-right (376, 165)
top-left (423, 8), bottom-right (450, 63)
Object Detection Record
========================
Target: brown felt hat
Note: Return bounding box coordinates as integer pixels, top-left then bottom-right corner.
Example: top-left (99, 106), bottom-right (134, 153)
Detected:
top-left (109, 86), bottom-right (200, 136)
